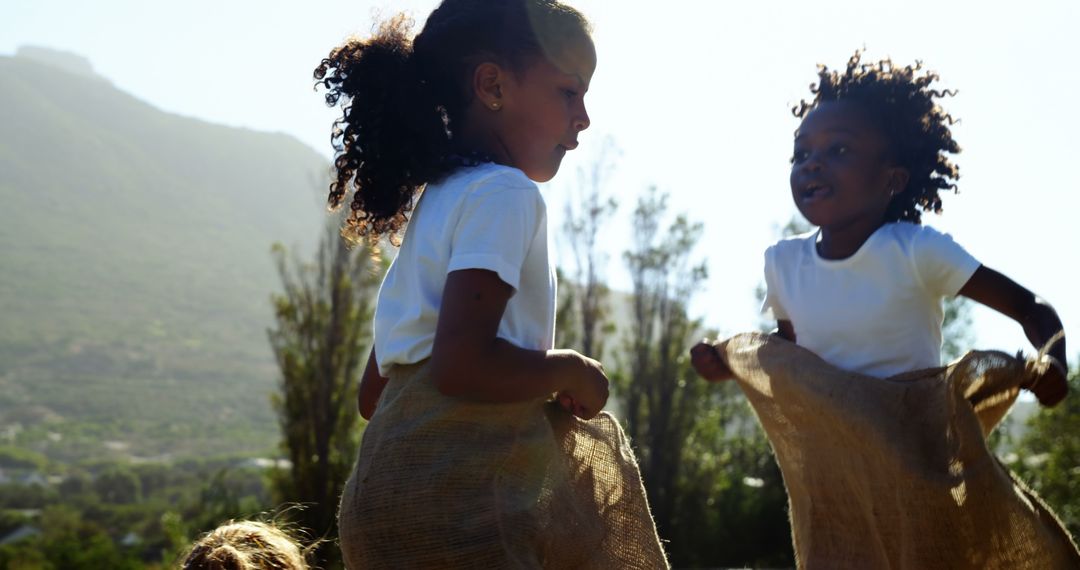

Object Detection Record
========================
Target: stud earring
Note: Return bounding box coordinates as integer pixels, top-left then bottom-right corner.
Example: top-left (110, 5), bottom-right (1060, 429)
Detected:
top-left (490, 101), bottom-right (501, 111)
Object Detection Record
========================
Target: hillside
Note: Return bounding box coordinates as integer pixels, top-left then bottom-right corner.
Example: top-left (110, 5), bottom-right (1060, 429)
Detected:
top-left (0, 47), bottom-right (331, 462)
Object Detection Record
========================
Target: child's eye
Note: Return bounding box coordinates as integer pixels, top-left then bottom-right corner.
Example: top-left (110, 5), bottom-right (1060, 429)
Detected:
top-left (829, 144), bottom-right (851, 157)
top-left (562, 88), bottom-right (579, 99)
top-left (790, 149), bottom-right (809, 164)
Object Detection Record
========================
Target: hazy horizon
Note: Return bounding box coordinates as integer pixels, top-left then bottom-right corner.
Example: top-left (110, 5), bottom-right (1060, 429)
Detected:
top-left (3, 0), bottom-right (1079, 362)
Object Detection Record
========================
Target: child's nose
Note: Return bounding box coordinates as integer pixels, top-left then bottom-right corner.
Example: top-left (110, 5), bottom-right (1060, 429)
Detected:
top-left (575, 106), bottom-right (591, 132)
top-left (800, 152), bottom-right (824, 173)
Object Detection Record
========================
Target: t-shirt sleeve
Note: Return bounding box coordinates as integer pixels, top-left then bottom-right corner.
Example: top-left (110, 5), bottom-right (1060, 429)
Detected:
top-left (446, 179), bottom-right (542, 291)
top-left (910, 226), bottom-right (982, 297)
top-left (760, 245), bottom-right (789, 321)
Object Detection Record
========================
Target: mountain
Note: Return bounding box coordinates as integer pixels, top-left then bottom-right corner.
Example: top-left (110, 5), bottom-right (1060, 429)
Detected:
top-left (0, 47), bottom-right (331, 462)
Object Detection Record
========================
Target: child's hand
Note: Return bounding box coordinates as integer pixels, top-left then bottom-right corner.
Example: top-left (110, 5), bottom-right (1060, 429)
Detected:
top-left (554, 351), bottom-right (609, 420)
top-left (1026, 355), bottom-right (1068, 407)
top-left (691, 340), bottom-right (733, 382)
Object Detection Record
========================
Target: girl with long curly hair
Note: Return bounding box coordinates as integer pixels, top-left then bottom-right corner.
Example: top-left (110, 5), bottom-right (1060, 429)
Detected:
top-left (316, 1), bottom-right (666, 567)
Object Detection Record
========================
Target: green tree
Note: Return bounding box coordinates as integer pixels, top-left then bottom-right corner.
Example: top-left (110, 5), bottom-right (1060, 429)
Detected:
top-left (1012, 368), bottom-right (1080, 537)
top-left (0, 446), bottom-right (48, 471)
top-left (0, 505), bottom-right (142, 570)
top-left (94, 465), bottom-right (142, 505)
top-left (617, 190), bottom-right (794, 567)
top-left (560, 138), bottom-right (619, 361)
top-left (672, 389), bottom-right (794, 568)
top-left (554, 267), bottom-right (580, 350)
top-left (941, 296), bottom-right (975, 362)
top-left (268, 221), bottom-right (381, 568)
top-left (619, 187), bottom-right (708, 547)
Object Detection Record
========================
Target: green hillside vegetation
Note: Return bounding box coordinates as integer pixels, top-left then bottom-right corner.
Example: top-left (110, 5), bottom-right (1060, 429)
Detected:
top-left (0, 47), bottom-right (330, 462)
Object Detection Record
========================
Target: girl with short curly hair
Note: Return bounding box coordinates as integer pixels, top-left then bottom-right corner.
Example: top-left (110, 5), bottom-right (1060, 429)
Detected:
top-left (693, 51), bottom-right (1067, 405)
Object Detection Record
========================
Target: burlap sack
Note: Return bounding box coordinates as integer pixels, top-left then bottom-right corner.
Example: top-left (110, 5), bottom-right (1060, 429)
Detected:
top-left (337, 360), bottom-right (669, 569)
top-left (714, 332), bottom-right (1080, 569)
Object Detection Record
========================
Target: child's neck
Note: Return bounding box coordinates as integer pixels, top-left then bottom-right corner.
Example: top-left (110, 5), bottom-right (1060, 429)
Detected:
top-left (817, 218), bottom-right (889, 260)
top-left (454, 116), bottom-right (511, 168)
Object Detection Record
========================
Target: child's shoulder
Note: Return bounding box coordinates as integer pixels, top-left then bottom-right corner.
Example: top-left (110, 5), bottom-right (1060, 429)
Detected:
top-left (419, 163), bottom-right (545, 234)
top-left (883, 220), bottom-right (940, 238)
top-left (762, 222), bottom-right (968, 265)
top-left (444, 163), bottom-right (538, 196)
top-left (767, 228), bottom-right (818, 258)
top-left (880, 221), bottom-right (967, 251)
top-left (424, 163), bottom-right (542, 215)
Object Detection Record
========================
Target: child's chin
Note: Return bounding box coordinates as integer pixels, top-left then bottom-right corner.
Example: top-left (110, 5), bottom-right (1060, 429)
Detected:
top-left (794, 206), bottom-right (827, 228)
top-left (525, 165), bottom-right (559, 183)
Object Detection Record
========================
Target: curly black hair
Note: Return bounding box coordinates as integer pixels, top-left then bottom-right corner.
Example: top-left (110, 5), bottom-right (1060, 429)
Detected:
top-left (793, 51), bottom-right (961, 224)
top-left (314, 1), bottom-right (591, 245)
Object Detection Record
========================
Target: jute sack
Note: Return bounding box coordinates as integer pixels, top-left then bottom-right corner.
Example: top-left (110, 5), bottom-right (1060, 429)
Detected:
top-left (337, 359), bottom-right (669, 569)
top-left (714, 332), bottom-right (1080, 569)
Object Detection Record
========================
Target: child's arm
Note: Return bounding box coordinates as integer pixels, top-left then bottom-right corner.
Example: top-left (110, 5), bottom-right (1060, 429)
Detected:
top-left (357, 348), bottom-right (389, 421)
top-left (691, 320), bottom-right (796, 382)
top-left (776, 319), bottom-right (796, 342)
top-left (958, 265), bottom-right (1068, 406)
top-left (429, 269), bottom-right (609, 419)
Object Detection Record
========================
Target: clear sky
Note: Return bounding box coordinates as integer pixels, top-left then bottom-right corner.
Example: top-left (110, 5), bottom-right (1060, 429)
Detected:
top-left (3, 0), bottom-right (1078, 361)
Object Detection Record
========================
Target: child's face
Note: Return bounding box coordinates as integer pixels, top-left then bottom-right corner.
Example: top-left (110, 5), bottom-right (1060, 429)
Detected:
top-left (789, 101), bottom-right (903, 230)
top-left (494, 37), bottom-right (596, 182)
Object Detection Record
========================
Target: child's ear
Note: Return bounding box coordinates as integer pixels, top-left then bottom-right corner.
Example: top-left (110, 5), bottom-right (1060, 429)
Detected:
top-left (887, 167), bottom-right (910, 196)
top-left (472, 62), bottom-right (506, 112)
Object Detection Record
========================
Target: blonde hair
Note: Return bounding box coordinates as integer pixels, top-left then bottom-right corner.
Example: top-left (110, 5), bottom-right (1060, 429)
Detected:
top-left (181, 520), bottom-right (309, 570)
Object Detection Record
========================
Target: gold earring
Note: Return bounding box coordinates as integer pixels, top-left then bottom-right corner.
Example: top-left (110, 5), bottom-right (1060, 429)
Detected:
top-left (490, 101), bottom-right (501, 111)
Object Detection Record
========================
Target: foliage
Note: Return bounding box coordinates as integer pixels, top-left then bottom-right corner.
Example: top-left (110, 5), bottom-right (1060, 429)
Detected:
top-left (0, 51), bottom-right (328, 466)
top-left (0, 455), bottom-right (275, 569)
top-left (612, 187), bottom-right (794, 566)
top-left (267, 221), bottom-right (382, 568)
top-left (3, 51), bottom-right (1074, 566)
top-left (620, 186), bottom-right (707, 532)
top-left (1012, 368), bottom-right (1080, 538)
top-left (941, 296), bottom-right (975, 363)
top-left (559, 138), bottom-right (619, 361)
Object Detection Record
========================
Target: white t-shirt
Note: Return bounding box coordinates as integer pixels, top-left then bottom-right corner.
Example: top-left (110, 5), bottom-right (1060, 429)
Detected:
top-left (762, 222), bottom-right (981, 377)
top-left (373, 163), bottom-right (556, 375)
